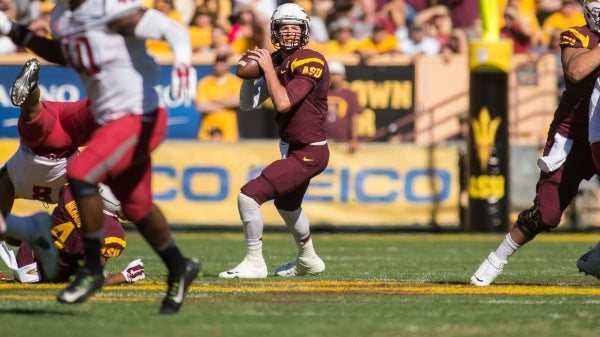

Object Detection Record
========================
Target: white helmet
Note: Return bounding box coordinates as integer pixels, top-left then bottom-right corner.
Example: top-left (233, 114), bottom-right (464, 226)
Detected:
top-left (98, 183), bottom-right (122, 218)
top-left (270, 3), bottom-right (310, 50)
top-left (583, 0), bottom-right (600, 33)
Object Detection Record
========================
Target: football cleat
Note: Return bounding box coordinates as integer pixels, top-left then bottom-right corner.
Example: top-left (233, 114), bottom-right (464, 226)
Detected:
top-left (56, 267), bottom-right (106, 304)
top-left (218, 256), bottom-right (268, 279)
top-left (29, 212), bottom-right (59, 281)
top-left (577, 242), bottom-right (600, 279)
top-left (275, 255), bottom-right (325, 277)
top-left (470, 252), bottom-right (506, 286)
top-left (160, 258), bottom-right (201, 314)
top-left (11, 58), bottom-right (40, 106)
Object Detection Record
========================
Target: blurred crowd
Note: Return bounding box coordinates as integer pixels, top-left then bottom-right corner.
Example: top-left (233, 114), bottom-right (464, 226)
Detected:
top-left (0, 0), bottom-right (584, 144)
top-left (0, 0), bottom-right (587, 61)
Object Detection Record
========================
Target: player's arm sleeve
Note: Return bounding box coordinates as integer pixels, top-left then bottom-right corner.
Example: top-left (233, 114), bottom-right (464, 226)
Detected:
top-left (133, 9), bottom-right (191, 66)
top-left (8, 25), bottom-right (66, 65)
top-left (286, 76), bottom-right (315, 107)
top-left (240, 78), bottom-right (269, 111)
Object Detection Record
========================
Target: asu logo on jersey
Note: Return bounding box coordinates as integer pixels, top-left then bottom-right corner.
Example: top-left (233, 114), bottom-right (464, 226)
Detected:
top-left (560, 27), bottom-right (591, 48)
top-left (290, 57), bottom-right (325, 79)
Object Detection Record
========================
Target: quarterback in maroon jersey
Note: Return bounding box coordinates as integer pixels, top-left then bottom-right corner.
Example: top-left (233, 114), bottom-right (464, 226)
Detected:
top-left (219, 3), bottom-right (329, 278)
top-left (471, 11), bottom-right (600, 285)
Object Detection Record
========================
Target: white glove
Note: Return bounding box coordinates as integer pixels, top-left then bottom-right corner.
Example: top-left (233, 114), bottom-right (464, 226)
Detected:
top-left (170, 63), bottom-right (197, 100)
top-left (0, 11), bottom-right (13, 35)
top-left (121, 258), bottom-right (145, 283)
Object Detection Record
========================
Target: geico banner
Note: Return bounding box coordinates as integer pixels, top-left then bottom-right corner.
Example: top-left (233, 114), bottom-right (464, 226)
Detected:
top-left (1, 139), bottom-right (460, 227)
top-left (0, 63), bottom-right (212, 139)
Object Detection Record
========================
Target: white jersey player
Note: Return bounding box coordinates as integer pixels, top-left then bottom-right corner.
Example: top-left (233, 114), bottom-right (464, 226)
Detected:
top-left (49, 0), bottom-right (172, 124)
top-left (0, 0), bottom-right (200, 314)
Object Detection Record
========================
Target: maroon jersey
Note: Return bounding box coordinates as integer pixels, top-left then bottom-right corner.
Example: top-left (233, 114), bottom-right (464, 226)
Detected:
top-left (16, 185), bottom-right (125, 281)
top-left (556, 26), bottom-right (600, 142)
top-left (273, 48), bottom-right (329, 145)
top-left (326, 87), bottom-right (362, 142)
top-left (18, 98), bottom-right (97, 158)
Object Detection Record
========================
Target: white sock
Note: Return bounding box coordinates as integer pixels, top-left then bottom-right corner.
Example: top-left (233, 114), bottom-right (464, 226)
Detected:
top-left (277, 207), bottom-right (310, 245)
top-left (299, 238), bottom-right (316, 258)
top-left (493, 233), bottom-right (521, 262)
top-left (245, 241), bottom-right (263, 260)
top-left (2, 214), bottom-right (38, 243)
top-left (238, 193), bottom-right (263, 246)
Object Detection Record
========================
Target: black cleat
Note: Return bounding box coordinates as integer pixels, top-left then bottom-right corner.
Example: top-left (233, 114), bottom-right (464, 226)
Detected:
top-left (159, 258), bottom-right (201, 314)
top-left (56, 267), bottom-right (106, 304)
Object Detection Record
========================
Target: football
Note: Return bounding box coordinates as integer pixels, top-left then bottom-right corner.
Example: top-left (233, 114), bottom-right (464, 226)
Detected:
top-left (236, 52), bottom-right (263, 80)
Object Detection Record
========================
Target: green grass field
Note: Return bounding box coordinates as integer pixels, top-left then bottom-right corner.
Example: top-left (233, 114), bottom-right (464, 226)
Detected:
top-left (1, 231), bottom-right (600, 337)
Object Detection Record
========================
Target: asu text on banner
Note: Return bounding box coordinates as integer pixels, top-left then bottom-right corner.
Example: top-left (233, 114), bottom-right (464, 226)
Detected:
top-left (0, 140), bottom-right (460, 228)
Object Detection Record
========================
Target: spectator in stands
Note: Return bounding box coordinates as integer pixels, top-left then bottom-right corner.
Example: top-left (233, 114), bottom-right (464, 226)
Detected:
top-left (211, 24), bottom-right (233, 55)
top-left (196, 0), bottom-right (232, 31)
top-left (320, 17), bottom-right (360, 55)
top-left (38, 0), bottom-right (53, 21)
top-left (146, 0), bottom-right (184, 56)
top-left (228, 5), bottom-right (269, 54)
top-left (399, 23), bottom-right (442, 57)
top-left (537, 0), bottom-right (563, 24)
top-left (437, 0), bottom-right (481, 38)
top-left (325, 0), bottom-right (354, 25)
top-left (232, 0), bottom-right (276, 24)
top-left (500, 3), bottom-right (535, 54)
top-left (0, 0), bottom-right (16, 54)
top-left (312, 0), bottom-right (336, 30)
top-left (27, 1), bottom-right (53, 40)
top-left (498, 0), bottom-right (541, 49)
top-left (412, 5), bottom-right (453, 52)
top-left (355, 17), bottom-right (399, 62)
top-left (405, 0), bottom-right (427, 13)
top-left (153, 0), bottom-right (184, 22)
top-left (0, 0), bottom-right (16, 19)
top-left (352, 0), bottom-right (394, 39)
top-left (440, 27), bottom-right (469, 60)
top-left (295, 0), bottom-right (329, 45)
top-left (540, 0), bottom-right (585, 50)
top-left (173, 0), bottom-right (195, 25)
top-left (189, 4), bottom-right (214, 55)
top-left (326, 61), bottom-right (362, 154)
top-left (195, 52), bottom-right (242, 142)
top-left (381, 0), bottom-right (413, 41)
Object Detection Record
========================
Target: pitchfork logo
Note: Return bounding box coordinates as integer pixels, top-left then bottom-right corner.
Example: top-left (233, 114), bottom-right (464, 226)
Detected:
top-left (471, 107), bottom-right (501, 171)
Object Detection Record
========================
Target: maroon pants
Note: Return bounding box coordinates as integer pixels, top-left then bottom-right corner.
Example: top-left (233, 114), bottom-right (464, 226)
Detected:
top-left (532, 138), bottom-right (597, 228)
top-left (242, 143), bottom-right (329, 211)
